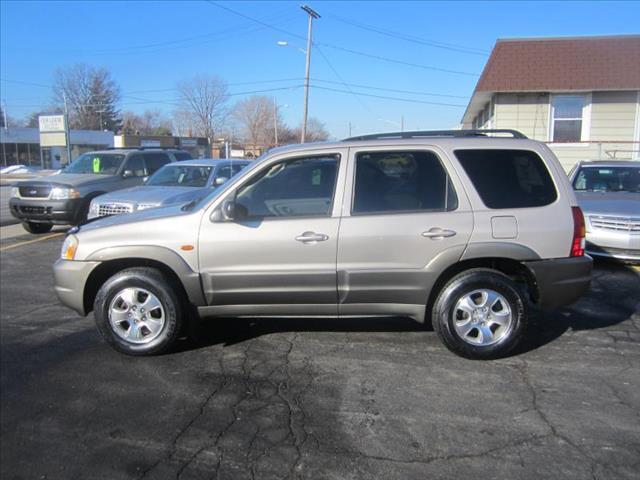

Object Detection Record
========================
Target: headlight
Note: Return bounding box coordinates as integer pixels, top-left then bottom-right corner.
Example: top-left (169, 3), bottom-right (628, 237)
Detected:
top-left (10, 187), bottom-right (19, 198)
top-left (137, 203), bottom-right (159, 211)
top-left (60, 235), bottom-right (79, 260)
top-left (50, 187), bottom-right (81, 200)
top-left (87, 201), bottom-right (100, 219)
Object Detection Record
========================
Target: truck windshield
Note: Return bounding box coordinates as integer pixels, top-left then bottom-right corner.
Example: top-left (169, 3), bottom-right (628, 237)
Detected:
top-left (147, 165), bottom-right (213, 187)
top-left (573, 166), bottom-right (640, 193)
top-left (63, 153), bottom-right (125, 175)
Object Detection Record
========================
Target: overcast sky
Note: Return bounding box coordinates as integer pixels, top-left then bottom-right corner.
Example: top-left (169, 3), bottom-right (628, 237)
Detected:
top-left (1, 1), bottom-right (639, 138)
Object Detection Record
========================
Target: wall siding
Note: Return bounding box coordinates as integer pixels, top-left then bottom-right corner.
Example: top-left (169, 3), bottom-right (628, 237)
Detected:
top-left (472, 90), bottom-right (640, 171)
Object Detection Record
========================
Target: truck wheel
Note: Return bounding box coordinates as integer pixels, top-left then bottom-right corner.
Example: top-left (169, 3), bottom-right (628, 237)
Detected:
top-left (22, 221), bottom-right (53, 234)
top-left (94, 267), bottom-right (183, 356)
top-left (432, 269), bottom-right (527, 360)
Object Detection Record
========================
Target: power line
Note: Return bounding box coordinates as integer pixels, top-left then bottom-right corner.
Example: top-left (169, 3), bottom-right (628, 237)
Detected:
top-left (329, 15), bottom-right (489, 55)
top-left (310, 85), bottom-right (467, 107)
top-left (205, 1), bottom-right (479, 77)
top-left (310, 78), bottom-right (469, 99)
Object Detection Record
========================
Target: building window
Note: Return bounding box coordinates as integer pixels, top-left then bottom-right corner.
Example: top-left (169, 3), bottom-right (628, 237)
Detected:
top-left (551, 95), bottom-right (586, 143)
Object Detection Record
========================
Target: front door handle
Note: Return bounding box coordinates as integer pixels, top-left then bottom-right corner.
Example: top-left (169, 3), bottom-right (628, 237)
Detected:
top-left (422, 227), bottom-right (457, 239)
top-left (295, 231), bottom-right (329, 243)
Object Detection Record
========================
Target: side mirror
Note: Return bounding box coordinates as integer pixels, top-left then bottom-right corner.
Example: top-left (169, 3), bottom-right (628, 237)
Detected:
top-left (214, 176), bottom-right (229, 186)
top-left (122, 170), bottom-right (134, 178)
top-left (212, 199), bottom-right (236, 222)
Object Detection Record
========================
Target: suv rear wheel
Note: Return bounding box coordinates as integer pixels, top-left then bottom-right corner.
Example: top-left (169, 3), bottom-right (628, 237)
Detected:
top-left (94, 267), bottom-right (183, 356)
top-left (22, 221), bottom-right (53, 234)
top-left (432, 269), bottom-right (527, 359)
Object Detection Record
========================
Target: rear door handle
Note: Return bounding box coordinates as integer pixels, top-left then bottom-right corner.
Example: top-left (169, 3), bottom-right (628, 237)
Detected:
top-left (295, 231), bottom-right (329, 243)
top-left (422, 227), bottom-right (457, 239)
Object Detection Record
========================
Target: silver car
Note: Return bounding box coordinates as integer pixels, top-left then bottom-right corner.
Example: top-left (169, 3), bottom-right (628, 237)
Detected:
top-left (88, 159), bottom-right (249, 219)
top-left (53, 129), bottom-right (592, 359)
top-left (569, 160), bottom-right (640, 262)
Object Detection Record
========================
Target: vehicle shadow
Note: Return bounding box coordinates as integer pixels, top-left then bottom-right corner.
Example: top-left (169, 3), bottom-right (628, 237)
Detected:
top-left (177, 260), bottom-right (640, 356)
top-left (513, 258), bottom-right (640, 355)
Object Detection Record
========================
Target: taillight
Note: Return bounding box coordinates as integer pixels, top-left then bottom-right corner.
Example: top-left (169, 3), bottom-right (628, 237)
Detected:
top-left (570, 206), bottom-right (586, 257)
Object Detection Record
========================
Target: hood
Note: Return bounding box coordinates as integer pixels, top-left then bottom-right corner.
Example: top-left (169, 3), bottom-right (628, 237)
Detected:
top-left (79, 202), bottom-right (199, 232)
top-left (17, 173), bottom-right (117, 188)
top-left (576, 191), bottom-right (640, 217)
top-left (95, 186), bottom-right (211, 206)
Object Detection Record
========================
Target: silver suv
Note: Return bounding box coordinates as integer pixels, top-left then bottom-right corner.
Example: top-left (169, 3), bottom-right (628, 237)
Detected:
top-left (53, 130), bottom-right (592, 359)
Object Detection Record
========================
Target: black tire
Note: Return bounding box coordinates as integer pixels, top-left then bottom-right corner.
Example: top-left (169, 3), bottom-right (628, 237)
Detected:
top-left (432, 268), bottom-right (527, 360)
top-left (75, 199), bottom-right (91, 225)
top-left (22, 221), bottom-right (53, 234)
top-left (94, 267), bottom-right (183, 356)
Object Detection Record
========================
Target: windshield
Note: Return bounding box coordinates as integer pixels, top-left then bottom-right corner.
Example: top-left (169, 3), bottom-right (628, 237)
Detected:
top-left (573, 166), bottom-right (640, 193)
top-left (146, 165), bottom-right (213, 187)
top-left (63, 153), bottom-right (125, 175)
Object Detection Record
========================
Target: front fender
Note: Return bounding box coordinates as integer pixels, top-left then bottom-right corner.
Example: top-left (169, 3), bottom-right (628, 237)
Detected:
top-left (86, 245), bottom-right (206, 306)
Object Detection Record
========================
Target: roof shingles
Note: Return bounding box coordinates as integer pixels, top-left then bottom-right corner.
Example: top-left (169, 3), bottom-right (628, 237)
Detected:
top-left (475, 35), bottom-right (640, 92)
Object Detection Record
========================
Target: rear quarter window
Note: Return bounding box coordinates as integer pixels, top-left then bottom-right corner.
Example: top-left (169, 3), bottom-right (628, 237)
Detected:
top-left (455, 149), bottom-right (557, 209)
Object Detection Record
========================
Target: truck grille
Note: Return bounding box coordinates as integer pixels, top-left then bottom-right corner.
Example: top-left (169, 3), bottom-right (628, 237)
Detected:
top-left (97, 203), bottom-right (133, 217)
top-left (589, 215), bottom-right (640, 233)
top-left (19, 186), bottom-right (51, 198)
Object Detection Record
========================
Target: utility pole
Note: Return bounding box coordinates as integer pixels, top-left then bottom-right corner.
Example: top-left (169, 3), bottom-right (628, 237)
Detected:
top-left (301, 5), bottom-right (320, 143)
top-left (63, 92), bottom-right (72, 165)
top-left (348, 121), bottom-right (352, 137)
top-left (1, 100), bottom-right (7, 167)
top-left (273, 97), bottom-right (279, 146)
top-left (401, 115), bottom-right (404, 132)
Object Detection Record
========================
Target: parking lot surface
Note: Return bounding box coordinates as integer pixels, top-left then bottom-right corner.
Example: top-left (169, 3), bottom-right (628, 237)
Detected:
top-left (1, 231), bottom-right (639, 480)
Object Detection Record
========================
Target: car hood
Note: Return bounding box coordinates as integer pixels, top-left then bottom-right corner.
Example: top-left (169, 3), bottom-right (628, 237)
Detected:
top-left (94, 186), bottom-right (210, 206)
top-left (576, 191), bottom-right (640, 217)
top-left (17, 173), bottom-right (116, 187)
top-left (79, 202), bottom-right (199, 232)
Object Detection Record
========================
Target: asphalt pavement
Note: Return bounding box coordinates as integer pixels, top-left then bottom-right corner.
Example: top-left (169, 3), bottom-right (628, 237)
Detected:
top-left (1, 231), bottom-right (639, 480)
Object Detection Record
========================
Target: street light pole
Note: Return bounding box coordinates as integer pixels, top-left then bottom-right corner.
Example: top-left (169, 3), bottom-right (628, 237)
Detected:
top-left (301, 5), bottom-right (320, 143)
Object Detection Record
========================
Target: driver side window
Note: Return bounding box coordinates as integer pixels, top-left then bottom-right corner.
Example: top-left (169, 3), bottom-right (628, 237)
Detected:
top-left (235, 155), bottom-right (339, 218)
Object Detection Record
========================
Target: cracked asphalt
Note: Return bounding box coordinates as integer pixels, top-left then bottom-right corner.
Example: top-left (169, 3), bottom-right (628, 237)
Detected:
top-left (1, 232), bottom-right (639, 480)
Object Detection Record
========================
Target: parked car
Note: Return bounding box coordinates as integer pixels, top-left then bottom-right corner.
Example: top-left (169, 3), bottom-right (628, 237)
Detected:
top-left (9, 148), bottom-right (192, 233)
top-left (87, 159), bottom-right (250, 219)
top-left (53, 129), bottom-right (592, 359)
top-left (568, 160), bottom-right (639, 262)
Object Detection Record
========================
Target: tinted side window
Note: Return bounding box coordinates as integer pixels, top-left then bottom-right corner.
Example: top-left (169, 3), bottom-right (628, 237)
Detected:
top-left (124, 154), bottom-right (146, 177)
top-left (236, 155), bottom-right (339, 218)
top-left (353, 150), bottom-right (457, 214)
top-left (144, 153), bottom-right (171, 175)
top-left (174, 152), bottom-right (192, 161)
top-left (455, 149), bottom-right (557, 209)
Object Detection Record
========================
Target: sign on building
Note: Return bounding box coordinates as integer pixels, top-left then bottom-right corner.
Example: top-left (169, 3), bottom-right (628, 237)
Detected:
top-left (38, 114), bottom-right (68, 147)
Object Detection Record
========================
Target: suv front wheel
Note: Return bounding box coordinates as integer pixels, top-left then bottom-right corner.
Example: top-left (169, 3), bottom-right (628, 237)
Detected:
top-left (94, 267), bottom-right (183, 355)
top-left (432, 269), bottom-right (527, 359)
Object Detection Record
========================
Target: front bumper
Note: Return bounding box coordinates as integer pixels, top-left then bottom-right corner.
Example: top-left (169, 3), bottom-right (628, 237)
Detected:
top-left (53, 259), bottom-right (101, 315)
top-left (524, 256), bottom-right (593, 310)
top-left (10, 197), bottom-right (84, 225)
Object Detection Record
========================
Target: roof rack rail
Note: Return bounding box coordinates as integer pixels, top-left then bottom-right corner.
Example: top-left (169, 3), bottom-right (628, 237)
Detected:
top-left (344, 129), bottom-right (528, 141)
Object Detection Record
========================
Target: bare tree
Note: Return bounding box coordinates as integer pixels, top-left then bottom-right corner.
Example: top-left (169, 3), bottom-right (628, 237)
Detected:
top-left (174, 75), bottom-right (229, 145)
top-left (52, 63), bottom-right (121, 131)
top-left (279, 117), bottom-right (330, 145)
top-left (233, 96), bottom-right (284, 149)
top-left (121, 110), bottom-right (172, 136)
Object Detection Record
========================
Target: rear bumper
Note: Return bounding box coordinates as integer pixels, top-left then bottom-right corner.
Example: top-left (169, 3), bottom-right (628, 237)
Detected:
top-left (524, 256), bottom-right (592, 310)
top-left (10, 198), bottom-right (84, 225)
top-left (53, 259), bottom-right (101, 315)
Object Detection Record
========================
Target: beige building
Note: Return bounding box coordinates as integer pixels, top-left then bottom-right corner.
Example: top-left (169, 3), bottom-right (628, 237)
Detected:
top-left (462, 35), bottom-right (640, 171)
